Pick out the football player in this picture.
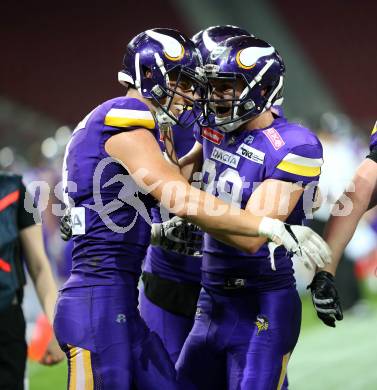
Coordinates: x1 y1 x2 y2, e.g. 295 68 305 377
54 28 330 389
139 25 254 365
171 36 326 389
309 120 377 328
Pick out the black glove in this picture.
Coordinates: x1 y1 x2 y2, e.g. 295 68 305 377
308 271 343 328
150 216 202 257
60 209 72 241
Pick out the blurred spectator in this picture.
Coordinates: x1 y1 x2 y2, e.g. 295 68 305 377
0 171 64 390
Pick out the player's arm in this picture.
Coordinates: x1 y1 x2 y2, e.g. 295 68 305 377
323 157 377 275
105 129 331 264
105 128 264 236
209 179 303 253
20 225 58 324
17 186 58 326
178 141 203 181
104 127 329 264
20 224 65 364
160 126 180 169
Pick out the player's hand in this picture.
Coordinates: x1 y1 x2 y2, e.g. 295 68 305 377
258 217 332 270
151 216 202 257
308 271 343 327
39 336 65 366
60 209 72 241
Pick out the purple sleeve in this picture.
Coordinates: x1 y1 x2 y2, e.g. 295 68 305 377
102 98 156 137
267 143 323 186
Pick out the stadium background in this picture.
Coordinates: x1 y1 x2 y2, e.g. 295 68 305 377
1 1 376 389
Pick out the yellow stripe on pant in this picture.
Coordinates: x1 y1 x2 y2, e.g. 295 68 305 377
83 349 94 390
277 353 290 390
69 346 78 390
68 345 94 390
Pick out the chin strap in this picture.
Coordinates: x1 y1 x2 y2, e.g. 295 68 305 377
154 107 177 133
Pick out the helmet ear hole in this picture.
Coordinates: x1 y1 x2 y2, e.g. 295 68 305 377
142 65 153 78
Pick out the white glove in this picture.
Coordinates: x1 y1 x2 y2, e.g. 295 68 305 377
258 217 332 270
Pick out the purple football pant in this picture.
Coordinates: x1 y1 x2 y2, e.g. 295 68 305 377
176 287 301 390
54 281 178 390
139 286 195 364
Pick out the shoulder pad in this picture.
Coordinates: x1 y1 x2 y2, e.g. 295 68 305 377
104 97 155 130
275 150 323 178
264 122 320 151
265 121 323 179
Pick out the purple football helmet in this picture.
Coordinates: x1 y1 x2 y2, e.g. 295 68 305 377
192 25 252 64
204 35 285 132
118 28 205 126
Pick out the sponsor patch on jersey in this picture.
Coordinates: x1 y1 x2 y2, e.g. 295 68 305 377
263 127 285 150
71 207 85 235
202 127 224 145
210 147 240 168
236 143 265 164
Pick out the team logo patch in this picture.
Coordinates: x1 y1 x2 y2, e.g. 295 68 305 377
211 147 240 168
116 313 126 323
236 143 265 164
255 315 269 335
223 278 246 290
263 128 285 150
244 135 254 145
227 135 237 145
202 127 224 145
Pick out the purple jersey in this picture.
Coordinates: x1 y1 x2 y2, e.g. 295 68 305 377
196 117 323 292
144 110 202 283
62 97 158 289
369 121 377 152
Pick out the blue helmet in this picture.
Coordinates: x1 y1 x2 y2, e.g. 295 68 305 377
118 28 205 126
204 35 285 132
192 25 252 64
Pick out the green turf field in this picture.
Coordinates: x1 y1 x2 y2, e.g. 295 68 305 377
29 294 377 389
289 296 377 390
